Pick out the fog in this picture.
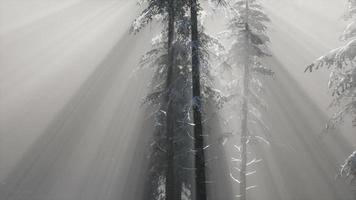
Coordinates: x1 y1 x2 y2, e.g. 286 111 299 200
0 0 355 199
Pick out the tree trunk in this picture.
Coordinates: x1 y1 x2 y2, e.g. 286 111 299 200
240 2 250 200
165 0 178 199
239 59 249 200
190 1 207 200
240 13 250 200
175 178 182 200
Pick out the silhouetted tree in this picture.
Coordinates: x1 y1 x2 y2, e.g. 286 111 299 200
134 1 227 199
133 0 191 199
188 0 208 199
189 1 228 199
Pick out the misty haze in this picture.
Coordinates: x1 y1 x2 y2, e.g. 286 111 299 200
0 0 356 200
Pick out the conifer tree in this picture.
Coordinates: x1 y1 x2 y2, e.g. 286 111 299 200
189 1 227 199
134 1 227 199
132 1 192 199
220 0 272 199
306 1 356 197
189 0 207 199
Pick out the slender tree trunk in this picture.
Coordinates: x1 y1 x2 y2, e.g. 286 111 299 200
175 179 182 199
190 1 207 200
239 59 249 200
240 2 250 200
165 0 178 199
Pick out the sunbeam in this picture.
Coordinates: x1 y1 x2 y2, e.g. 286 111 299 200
0 0 355 200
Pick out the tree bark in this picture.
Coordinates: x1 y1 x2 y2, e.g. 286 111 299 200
165 0 178 199
239 1 250 200
239 58 249 200
190 0 207 200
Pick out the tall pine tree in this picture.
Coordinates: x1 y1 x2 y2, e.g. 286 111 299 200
132 0 193 199
220 0 272 199
306 0 356 196
134 1 227 199
189 0 207 199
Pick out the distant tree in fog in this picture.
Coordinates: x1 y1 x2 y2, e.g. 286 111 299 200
306 0 356 129
219 0 273 199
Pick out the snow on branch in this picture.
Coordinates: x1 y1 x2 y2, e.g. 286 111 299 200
306 1 356 127
306 39 356 72
339 151 356 183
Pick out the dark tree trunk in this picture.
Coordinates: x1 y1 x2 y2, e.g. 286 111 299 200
165 0 178 199
174 179 182 200
190 1 207 200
